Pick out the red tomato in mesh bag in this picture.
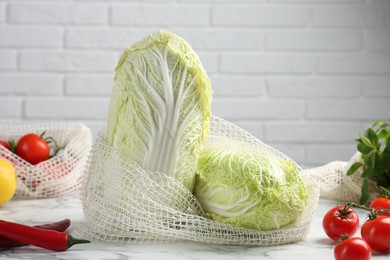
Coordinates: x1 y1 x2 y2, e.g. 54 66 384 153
15 133 50 165
0 141 10 150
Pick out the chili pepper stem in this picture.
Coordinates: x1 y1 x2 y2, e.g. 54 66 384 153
67 235 90 249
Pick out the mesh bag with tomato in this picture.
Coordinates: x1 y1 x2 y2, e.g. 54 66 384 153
0 122 92 198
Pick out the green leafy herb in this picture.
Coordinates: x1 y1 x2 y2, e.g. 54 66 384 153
347 119 390 205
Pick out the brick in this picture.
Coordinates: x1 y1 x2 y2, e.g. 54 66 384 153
212 7 308 27
0 97 22 118
268 78 361 97
209 75 264 97
111 5 209 26
306 144 356 165
267 31 362 51
265 122 362 142
0 3 5 24
197 52 219 74
0 74 62 95
363 78 390 97
0 50 17 70
25 97 109 119
212 99 304 120
386 10 390 26
65 74 114 96
318 54 390 74
8 3 108 25
365 30 390 50
66 28 153 49
307 100 390 120
313 7 388 27
174 29 264 50
20 50 119 72
0 27 62 48
221 54 313 74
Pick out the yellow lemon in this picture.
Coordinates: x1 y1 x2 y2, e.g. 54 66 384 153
0 158 17 206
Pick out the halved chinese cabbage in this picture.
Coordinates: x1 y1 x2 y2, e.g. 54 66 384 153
194 139 308 231
106 30 212 192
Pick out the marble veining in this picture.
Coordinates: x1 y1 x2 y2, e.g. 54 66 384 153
0 197 388 260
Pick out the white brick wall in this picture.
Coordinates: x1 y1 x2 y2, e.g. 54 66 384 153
0 27 62 48
0 0 389 168
8 3 108 25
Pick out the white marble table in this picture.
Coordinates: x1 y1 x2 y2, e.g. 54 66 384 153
0 197 388 260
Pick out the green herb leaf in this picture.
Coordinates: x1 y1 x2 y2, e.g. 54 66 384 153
385 133 390 149
373 121 384 128
359 177 370 205
347 162 364 176
359 135 375 150
366 128 379 148
364 151 377 170
357 142 373 154
361 167 373 178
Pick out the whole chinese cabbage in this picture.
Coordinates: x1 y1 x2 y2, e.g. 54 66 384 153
194 139 308 231
106 30 212 192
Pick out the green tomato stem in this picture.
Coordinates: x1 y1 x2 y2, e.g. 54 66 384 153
337 204 354 217
346 202 390 219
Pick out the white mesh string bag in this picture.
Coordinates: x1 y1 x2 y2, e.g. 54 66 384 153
302 152 380 203
76 116 320 245
0 122 92 198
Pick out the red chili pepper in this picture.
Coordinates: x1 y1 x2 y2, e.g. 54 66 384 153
0 219 71 250
0 219 89 251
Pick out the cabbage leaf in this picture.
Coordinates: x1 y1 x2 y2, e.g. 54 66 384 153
106 30 212 191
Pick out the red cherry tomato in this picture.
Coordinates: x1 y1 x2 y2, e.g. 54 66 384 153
361 215 390 253
370 197 390 216
334 237 371 260
15 133 50 165
0 141 10 150
322 205 359 241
